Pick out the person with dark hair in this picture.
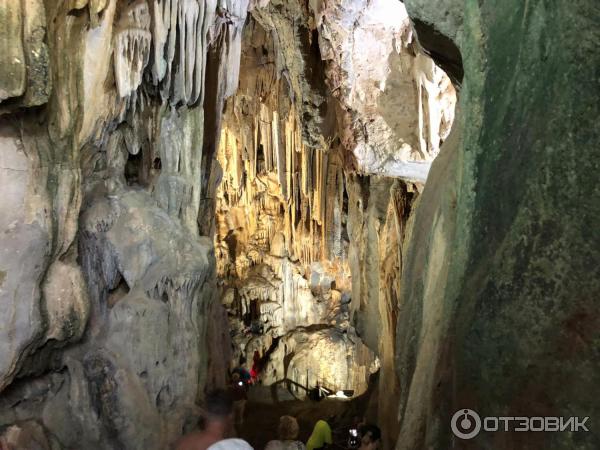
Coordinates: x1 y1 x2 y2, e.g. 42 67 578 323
175 389 235 450
232 358 251 386
358 425 381 450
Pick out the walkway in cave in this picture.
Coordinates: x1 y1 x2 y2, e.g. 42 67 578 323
236 385 370 450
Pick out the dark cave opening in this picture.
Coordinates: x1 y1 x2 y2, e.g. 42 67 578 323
124 151 143 186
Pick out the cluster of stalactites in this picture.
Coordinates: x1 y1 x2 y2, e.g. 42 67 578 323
114 0 152 98
217 99 348 275
112 0 249 106
215 0 251 99
149 0 216 105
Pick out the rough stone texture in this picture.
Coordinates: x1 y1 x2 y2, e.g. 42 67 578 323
0 420 57 450
309 0 455 182
0 0 26 102
0 0 50 112
0 0 246 448
0 121 50 391
0 116 85 391
261 327 378 395
394 0 600 448
346 176 417 450
78 189 217 443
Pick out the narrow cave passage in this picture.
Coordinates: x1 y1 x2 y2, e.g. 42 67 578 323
213 3 456 449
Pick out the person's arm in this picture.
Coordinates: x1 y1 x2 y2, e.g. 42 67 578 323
324 424 333 446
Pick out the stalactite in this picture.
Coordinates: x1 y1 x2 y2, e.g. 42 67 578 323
149 0 217 106
285 112 293 202
273 110 287 199
114 0 152 99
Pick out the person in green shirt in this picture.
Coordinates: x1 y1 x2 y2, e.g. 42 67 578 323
306 420 332 450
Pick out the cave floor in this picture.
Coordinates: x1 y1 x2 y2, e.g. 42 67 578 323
236 386 361 450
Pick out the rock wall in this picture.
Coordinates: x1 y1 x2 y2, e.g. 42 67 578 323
0 0 250 448
345 176 416 450
311 0 455 181
393 0 600 449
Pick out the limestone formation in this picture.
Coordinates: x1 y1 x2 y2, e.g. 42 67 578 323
214 14 373 396
0 0 245 448
261 327 378 395
213 2 454 406
0 0 50 111
1 1 595 450
310 0 455 181
114 0 152 98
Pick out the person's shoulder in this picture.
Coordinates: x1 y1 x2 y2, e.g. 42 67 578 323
208 438 254 450
265 440 281 450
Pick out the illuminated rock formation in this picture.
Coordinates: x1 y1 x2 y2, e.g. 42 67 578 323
214 15 370 395
214 2 453 404
311 0 455 181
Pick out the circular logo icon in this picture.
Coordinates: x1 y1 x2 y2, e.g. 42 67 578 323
451 409 482 440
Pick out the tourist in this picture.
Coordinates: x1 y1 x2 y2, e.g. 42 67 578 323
229 372 248 427
250 350 262 383
208 438 254 450
306 420 332 450
265 415 306 450
233 357 252 385
175 389 235 450
358 425 381 450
